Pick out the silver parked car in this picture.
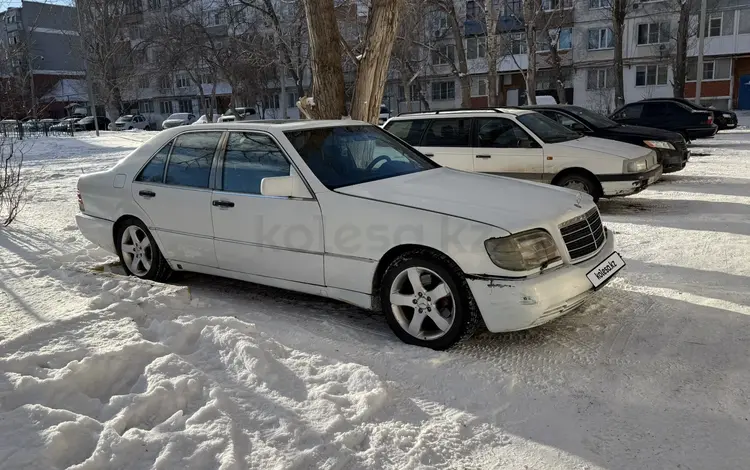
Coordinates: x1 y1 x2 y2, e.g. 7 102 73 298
161 113 196 129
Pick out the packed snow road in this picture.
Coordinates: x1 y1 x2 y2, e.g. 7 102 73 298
1 125 749 469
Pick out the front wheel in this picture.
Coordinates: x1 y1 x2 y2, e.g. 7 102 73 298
380 253 480 350
554 173 601 202
116 219 172 282
144 126 151 131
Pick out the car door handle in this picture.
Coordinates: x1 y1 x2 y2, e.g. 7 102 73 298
212 200 235 208
476 154 492 159
138 190 155 198
423 153 434 157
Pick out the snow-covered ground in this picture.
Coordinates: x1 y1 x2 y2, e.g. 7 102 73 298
1 120 749 469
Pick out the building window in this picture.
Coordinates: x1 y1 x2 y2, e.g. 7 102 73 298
432 44 455 65
637 22 670 45
214 10 228 26
587 68 612 90
148 0 161 10
635 65 668 86
588 28 614 50
510 33 527 54
740 9 750 35
541 0 572 10
263 94 280 109
471 78 488 97
139 76 150 89
466 0 478 21
687 58 731 81
178 99 193 113
176 75 190 88
467 37 486 59
539 28 572 51
160 101 173 115
287 92 298 107
125 0 143 14
589 0 609 9
706 13 722 37
503 0 522 15
431 81 455 100
433 11 448 30
139 101 154 114
160 76 172 89
398 84 421 101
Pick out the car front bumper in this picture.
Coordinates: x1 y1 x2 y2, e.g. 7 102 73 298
657 148 689 173
76 213 115 254
598 165 663 197
467 229 618 332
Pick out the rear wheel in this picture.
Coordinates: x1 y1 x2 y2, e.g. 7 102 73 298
144 126 151 131
554 172 601 202
115 218 172 282
380 252 480 350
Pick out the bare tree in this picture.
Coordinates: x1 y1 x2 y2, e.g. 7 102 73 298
0 135 30 227
391 0 431 112
300 0 406 122
76 0 142 119
609 0 632 107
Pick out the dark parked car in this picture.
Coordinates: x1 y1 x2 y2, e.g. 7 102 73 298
50 117 80 132
641 97 737 131
73 116 110 131
610 99 717 141
526 105 689 173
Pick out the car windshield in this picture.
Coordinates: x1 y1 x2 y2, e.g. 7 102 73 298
117 115 133 122
167 113 189 120
517 112 581 143
564 106 618 129
285 125 439 190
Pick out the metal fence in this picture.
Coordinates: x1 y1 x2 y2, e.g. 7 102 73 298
0 122 78 140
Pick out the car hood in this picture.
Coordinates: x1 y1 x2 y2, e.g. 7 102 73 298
554 136 650 159
605 124 683 142
334 168 593 234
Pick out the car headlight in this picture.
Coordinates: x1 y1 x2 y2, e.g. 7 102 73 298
624 159 647 173
484 230 561 272
643 140 675 150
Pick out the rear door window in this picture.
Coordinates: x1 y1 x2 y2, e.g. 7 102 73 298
422 118 471 147
384 119 428 146
164 132 223 188
474 118 535 148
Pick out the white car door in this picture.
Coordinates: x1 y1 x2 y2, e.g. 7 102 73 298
210 131 324 285
131 131 222 267
472 117 545 181
416 117 474 171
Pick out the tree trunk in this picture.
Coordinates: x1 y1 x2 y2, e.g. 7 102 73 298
446 2 471 108
522 2 538 105
549 45 567 104
485 3 499 107
350 0 404 123
612 0 627 107
300 0 347 119
673 3 689 98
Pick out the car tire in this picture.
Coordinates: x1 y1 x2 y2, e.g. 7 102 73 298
380 251 480 350
115 218 172 282
144 126 150 131
554 173 601 202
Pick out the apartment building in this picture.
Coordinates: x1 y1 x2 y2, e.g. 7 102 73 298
0 1 84 118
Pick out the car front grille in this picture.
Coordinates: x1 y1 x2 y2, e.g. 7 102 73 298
559 207 606 261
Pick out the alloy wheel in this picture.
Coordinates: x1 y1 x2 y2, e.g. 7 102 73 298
120 225 153 277
389 266 456 340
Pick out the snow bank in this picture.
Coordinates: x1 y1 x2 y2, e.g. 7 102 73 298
0 314 392 469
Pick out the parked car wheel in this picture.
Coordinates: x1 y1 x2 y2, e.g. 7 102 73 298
144 126 151 131
380 252 480 350
554 172 601 202
115 218 172 282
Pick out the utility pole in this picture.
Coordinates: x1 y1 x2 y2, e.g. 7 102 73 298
695 0 707 105
76 1 99 136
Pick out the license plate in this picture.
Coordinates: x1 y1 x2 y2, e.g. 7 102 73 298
587 252 625 289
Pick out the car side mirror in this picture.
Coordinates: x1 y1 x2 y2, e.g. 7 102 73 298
260 168 312 199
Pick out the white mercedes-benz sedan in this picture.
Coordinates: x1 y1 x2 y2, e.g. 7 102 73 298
76 120 624 349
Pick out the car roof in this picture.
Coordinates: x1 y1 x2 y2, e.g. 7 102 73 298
389 108 533 120
168 119 371 132
522 104 580 110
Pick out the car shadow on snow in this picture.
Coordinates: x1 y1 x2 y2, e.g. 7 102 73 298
598 198 750 236
649 174 750 197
